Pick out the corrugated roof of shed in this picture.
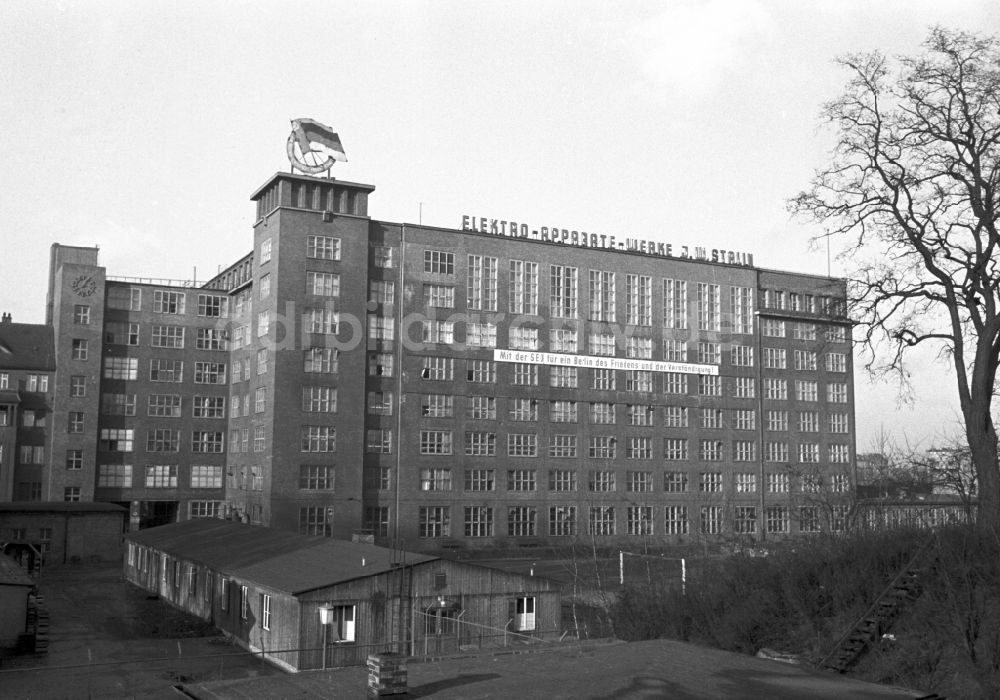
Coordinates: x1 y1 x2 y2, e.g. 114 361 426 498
125 519 438 595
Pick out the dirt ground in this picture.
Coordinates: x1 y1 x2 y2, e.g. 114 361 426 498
0 562 280 699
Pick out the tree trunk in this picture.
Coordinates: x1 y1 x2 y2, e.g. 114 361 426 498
965 401 1000 535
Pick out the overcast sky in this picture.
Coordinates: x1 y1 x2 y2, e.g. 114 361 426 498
2 0 995 451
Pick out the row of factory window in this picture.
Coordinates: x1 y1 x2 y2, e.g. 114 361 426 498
762 288 847 316
102 358 228 383
95 428 225 453
409 396 850 431
0 373 47 392
410 432 850 463
102 322 229 350
410 503 852 538
412 359 850 401
103 288 229 317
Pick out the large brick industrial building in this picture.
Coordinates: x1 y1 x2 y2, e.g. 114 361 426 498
1 166 855 551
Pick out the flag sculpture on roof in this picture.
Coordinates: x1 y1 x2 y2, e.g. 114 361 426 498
287 118 347 175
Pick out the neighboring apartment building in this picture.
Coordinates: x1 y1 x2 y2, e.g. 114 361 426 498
15 168 855 550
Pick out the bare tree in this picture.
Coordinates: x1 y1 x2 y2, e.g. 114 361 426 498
790 28 1000 533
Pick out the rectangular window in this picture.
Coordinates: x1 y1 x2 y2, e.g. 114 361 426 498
196 328 227 351
664 373 688 395
512 363 538 386
72 339 89 360
589 270 616 322
192 431 224 453
304 307 339 334
307 235 341 260
733 440 755 462
731 345 754 366
625 274 653 326
374 245 394 269
466 359 496 383
302 386 337 413
587 435 617 459
767 410 788 431
627 471 653 493
466 395 496 420
466 322 497 348
509 326 539 350
299 506 331 536
549 469 578 492
368 391 394 416
97 464 132 487
507 469 537 491
734 376 755 398
420 430 453 455
64 487 81 502
145 465 178 488
153 290 186 314
147 429 180 452
148 394 182 417
464 469 495 492
591 368 615 390
626 370 654 393
300 465 335 490
194 362 226 384
99 428 133 452
795 380 818 402
305 347 339 373
700 471 723 493
507 433 538 457
763 347 786 369
364 507 390 538
421 320 454 344
697 342 721 365
798 411 820 432
419 507 450 538
734 507 757 534
663 279 688 329
550 365 578 388
627 506 653 536
550 265 579 318
464 506 493 537
368 280 394 305
550 400 578 423
301 426 336 452
150 359 183 383
794 350 818 371
422 394 454 418
509 398 538 422
700 408 723 429
261 594 272 631
627 404 654 426
105 322 140 346
730 286 754 335
767 473 790 493
549 506 577 536
827 382 849 403
509 260 539 314
588 470 616 492
68 411 84 433
588 333 616 356
793 323 817 341
698 375 721 396
193 396 225 418
107 286 141 311
697 283 720 331
663 339 687 362
190 465 223 488
507 506 536 537
627 437 652 459
762 319 786 338
664 405 688 427
100 392 136 416
589 506 615 536
766 442 789 462
829 413 849 433
590 402 615 424
197 294 228 317
66 450 83 470
733 409 755 430
549 434 577 458
467 255 498 311
664 439 689 461
665 506 688 535
764 378 787 400
701 506 723 535
464 431 496 456
420 468 452 491
423 250 455 275
550 328 579 353
425 284 455 308
735 473 757 493
422 357 454 381
766 506 789 534
826 353 847 372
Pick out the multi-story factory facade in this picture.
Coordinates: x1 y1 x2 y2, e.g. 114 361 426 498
7 169 854 551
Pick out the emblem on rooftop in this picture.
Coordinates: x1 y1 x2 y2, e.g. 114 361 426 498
287 118 347 175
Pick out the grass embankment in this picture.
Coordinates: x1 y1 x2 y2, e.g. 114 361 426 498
611 527 1000 699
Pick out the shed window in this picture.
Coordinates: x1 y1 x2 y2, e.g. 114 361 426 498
221 578 229 611
261 594 272 630
332 604 356 642
241 585 249 620
510 596 536 632
434 572 447 590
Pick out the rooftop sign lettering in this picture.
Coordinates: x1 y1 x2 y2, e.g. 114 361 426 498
462 215 754 267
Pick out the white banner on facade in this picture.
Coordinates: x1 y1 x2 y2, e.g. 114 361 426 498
492 349 719 375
